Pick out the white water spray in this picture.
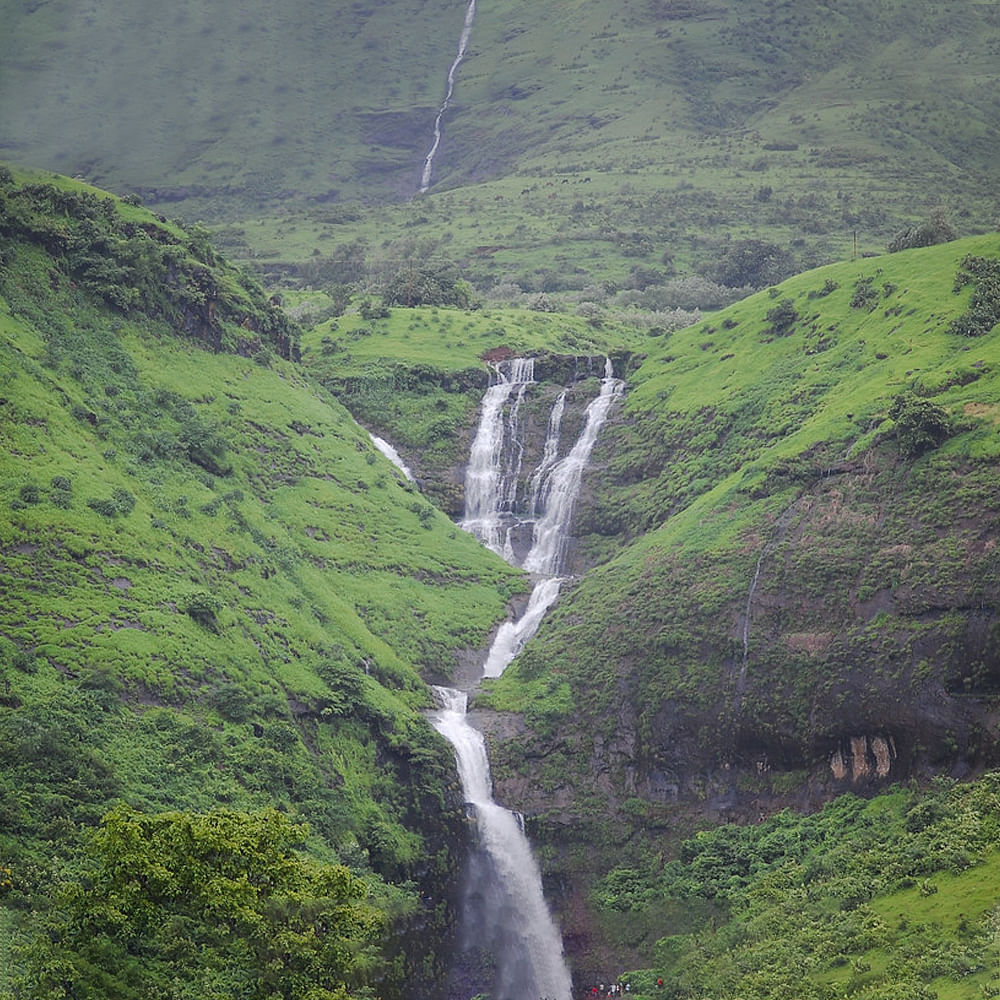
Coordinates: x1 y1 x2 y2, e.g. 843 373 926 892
460 359 535 556
482 575 563 678
419 0 477 193
527 389 566 518
464 357 624 676
523 360 623 577
429 686 574 1000
369 432 414 481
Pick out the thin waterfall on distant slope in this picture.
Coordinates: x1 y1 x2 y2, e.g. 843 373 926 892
419 0 477 192
368 432 414 481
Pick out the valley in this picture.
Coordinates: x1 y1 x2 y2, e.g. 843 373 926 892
2 2 1000 997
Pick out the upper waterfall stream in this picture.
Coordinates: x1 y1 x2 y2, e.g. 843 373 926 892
430 356 623 1000
419 0 477 192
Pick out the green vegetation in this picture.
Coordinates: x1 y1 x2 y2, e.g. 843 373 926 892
2 31 1000 980
300 300 647 511
476 234 1000 976
0 172 527 997
10 807 383 999
597 774 1000 1000
2 2 998 297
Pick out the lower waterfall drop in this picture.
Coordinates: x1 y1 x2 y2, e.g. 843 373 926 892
430 687 573 1000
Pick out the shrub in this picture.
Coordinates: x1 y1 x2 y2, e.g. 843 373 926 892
87 496 120 517
887 206 957 252
705 238 794 288
949 254 1000 337
850 276 880 310
888 394 950 456
184 591 221 631
764 298 799 336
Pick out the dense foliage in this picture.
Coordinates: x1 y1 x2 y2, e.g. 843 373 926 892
0 169 298 359
596 773 1000 1000
10 807 381 1000
0 170 528 998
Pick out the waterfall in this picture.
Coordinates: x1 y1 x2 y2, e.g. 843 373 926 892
460 359 535 557
462 356 624 676
419 0 477 193
482 575 563 678
438 356 622 996
523 360 623 577
430 686 574 1000
527 389 566 517
368 432 414 481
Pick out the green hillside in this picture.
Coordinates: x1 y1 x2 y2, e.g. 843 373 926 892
0 168 526 998
474 232 1000 980
597 775 1000 1000
2 0 998 293
2 160 1000 996
2 0 1000 983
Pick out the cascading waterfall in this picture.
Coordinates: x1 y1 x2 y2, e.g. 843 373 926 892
432 356 623 999
460 358 535 557
419 0 477 193
527 390 566 518
430 687 574 1000
482 575 562 678
523 359 623 577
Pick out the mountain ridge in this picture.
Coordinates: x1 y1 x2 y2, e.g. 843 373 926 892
3 1 998 292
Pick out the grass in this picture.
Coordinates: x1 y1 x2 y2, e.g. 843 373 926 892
2 2 998 290
602 777 1000 1000
0 177 528 995
302 302 648 373
474 236 1000 960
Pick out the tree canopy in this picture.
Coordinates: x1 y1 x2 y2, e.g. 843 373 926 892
11 806 383 1000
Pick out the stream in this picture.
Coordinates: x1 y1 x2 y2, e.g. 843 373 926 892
419 0 478 192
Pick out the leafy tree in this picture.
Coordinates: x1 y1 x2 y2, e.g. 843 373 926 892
383 261 472 308
704 238 794 288
12 806 383 1000
887 206 957 252
888 394 950 456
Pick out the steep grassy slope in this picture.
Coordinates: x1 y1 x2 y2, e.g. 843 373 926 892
474 234 1000 973
0 0 460 205
2 1 998 290
0 169 525 997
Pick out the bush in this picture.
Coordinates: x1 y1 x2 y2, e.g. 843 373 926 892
705 238 794 288
888 394 950 456
764 298 799 335
184 591 221 631
850 276 880 310
887 206 957 252
949 254 1000 337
